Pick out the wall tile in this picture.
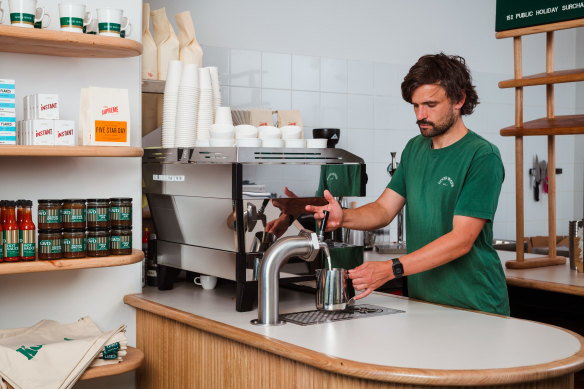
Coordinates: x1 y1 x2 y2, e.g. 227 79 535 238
374 62 409 97
387 97 415 130
220 85 230 106
348 60 374 95
202 45 230 86
292 90 320 127
347 94 374 129
292 55 320 91
320 93 347 129
230 49 261 87
262 89 291 110
230 86 261 107
262 52 292 90
321 58 347 93
347 128 375 166
374 96 392 130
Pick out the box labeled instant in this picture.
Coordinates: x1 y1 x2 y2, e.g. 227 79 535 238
496 0 584 31
32 120 54 145
54 120 76 146
33 94 59 120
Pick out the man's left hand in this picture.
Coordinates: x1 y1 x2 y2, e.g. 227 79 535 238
348 261 394 300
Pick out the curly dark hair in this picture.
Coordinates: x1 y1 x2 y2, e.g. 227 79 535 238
401 53 479 116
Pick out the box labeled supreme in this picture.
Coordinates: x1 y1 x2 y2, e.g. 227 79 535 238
79 87 130 146
496 0 584 31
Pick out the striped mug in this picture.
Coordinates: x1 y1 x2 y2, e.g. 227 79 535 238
59 3 92 33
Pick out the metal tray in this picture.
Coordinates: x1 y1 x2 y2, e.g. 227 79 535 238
280 304 404 326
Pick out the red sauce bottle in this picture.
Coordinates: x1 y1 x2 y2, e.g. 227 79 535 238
3 201 20 262
19 200 36 261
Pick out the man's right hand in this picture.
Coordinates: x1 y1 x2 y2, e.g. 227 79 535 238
305 190 344 231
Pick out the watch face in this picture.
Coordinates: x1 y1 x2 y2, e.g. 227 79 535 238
392 258 404 277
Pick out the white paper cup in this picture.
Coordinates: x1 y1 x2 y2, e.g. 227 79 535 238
281 125 302 139
9 0 47 28
210 138 234 147
258 126 281 139
59 3 91 33
262 138 284 148
194 275 218 290
284 139 305 148
164 60 183 92
198 67 212 90
236 138 261 147
306 138 328 148
235 124 258 139
97 7 129 37
210 123 234 138
215 106 233 125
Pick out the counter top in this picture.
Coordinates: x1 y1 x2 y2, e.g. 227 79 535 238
125 281 584 386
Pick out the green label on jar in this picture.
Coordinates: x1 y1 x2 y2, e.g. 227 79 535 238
110 235 131 250
62 208 86 223
88 208 109 222
88 236 109 251
110 206 131 221
39 239 62 254
39 209 61 224
63 237 86 252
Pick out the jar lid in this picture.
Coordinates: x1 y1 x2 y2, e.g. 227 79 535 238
38 199 63 204
63 199 86 203
38 228 63 233
87 198 110 203
63 228 86 233
111 226 133 231
87 227 110 232
109 197 132 202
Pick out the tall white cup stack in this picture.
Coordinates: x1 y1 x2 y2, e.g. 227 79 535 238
175 63 199 148
161 60 182 148
207 66 222 122
196 67 213 140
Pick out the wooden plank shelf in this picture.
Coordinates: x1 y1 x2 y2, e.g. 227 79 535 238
0 249 144 275
80 346 144 380
0 25 142 58
142 80 165 94
0 145 144 157
496 18 584 39
500 114 584 136
499 68 584 88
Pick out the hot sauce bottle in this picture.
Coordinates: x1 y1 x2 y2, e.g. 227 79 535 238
3 201 20 262
19 200 36 261
16 200 25 225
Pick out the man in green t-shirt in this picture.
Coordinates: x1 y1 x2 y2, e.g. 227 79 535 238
306 53 510 315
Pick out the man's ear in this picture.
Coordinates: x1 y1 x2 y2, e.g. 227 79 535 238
454 91 466 111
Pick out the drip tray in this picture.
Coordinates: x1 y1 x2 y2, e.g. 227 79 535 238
280 304 404 326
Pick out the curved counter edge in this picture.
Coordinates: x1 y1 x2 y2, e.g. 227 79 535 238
123 293 584 386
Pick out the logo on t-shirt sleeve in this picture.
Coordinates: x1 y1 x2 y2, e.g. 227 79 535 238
438 176 454 188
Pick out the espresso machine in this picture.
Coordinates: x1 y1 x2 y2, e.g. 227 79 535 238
142 147 366 311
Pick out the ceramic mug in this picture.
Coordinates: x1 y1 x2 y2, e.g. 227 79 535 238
97 7 130 37
59 3 92 33
9 0 49 28
194 275 218 290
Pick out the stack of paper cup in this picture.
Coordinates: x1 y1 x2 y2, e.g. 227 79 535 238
215 107 233 125
175 63 199 148
162 60 182 148
197 68 213 140
208 67 222 122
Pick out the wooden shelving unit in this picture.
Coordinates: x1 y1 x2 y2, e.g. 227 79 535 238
0 145 144 157
497 19 584 269
80 347 144 380
0 249 144 275
0 25 142 58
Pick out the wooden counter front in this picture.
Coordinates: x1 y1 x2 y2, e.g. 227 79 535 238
125 283 584 389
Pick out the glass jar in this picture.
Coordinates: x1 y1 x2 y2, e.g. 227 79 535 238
109 198 132 227
87 199 110 228
110 227 132 255
63 229 86 259
62 199 86 229
38 229 62 260
87 228 110 257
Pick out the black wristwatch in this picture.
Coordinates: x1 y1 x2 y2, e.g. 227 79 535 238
391 258 404 279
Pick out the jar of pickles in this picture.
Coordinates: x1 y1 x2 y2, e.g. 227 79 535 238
63 229 86 259
62 199 86 229
87 228 110 257
38 230 62 260
38 199 63 230
87 199 110 228
110 227 132 255
110 198 132 228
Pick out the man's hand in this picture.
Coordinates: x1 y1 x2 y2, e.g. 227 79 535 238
304 190 344 231
265 213 291 238
348 261 394 300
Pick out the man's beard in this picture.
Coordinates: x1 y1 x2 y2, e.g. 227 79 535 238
417 110 457 138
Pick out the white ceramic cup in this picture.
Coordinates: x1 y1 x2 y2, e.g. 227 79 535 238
262 138 284 148
9 0 48 28
194 275 218 290
97 7 129 37
236 138 261 147
280 125 302 139
59 3 91 33
284 138 306 148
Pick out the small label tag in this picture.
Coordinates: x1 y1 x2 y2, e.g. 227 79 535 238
153 174 185 182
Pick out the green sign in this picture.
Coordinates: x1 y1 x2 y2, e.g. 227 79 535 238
496 0 584 31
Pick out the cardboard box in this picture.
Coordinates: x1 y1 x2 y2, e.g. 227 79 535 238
0 79 16 144
496 0 584 32
526 235 569 253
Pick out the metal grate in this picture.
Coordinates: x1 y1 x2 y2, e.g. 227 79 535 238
280 304 404 326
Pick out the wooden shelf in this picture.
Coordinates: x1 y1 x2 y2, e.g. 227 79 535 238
500 114 584 136
0 145 144 157
0 249 144 275
499 68 584 88
142 80 165 94
0 25 142 58
80 346 144 380
496 18 584 39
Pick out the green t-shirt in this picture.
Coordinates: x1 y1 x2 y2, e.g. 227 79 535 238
387 130 510 316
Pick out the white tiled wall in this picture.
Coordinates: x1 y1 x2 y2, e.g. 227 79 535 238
201 43 582 241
